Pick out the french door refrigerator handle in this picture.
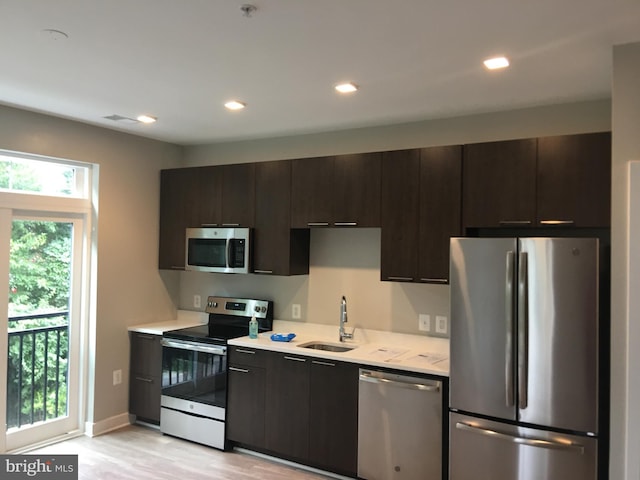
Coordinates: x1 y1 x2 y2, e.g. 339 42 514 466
505 251 515 407
455 422 585 453
518 251 529 410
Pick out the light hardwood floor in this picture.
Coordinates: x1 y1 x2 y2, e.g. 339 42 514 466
29 425 335 480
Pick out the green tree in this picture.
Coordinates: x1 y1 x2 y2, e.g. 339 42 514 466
7 220 72 428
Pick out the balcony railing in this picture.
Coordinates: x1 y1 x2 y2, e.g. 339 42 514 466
7 311 69 430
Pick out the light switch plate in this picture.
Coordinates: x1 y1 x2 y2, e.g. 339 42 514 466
292 304 301 319
435 315 448 335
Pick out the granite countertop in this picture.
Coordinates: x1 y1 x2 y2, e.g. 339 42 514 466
229 320 449 377
128 310 208 335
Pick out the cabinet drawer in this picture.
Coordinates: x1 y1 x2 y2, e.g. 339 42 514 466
229 346 267 367
129 332 162 376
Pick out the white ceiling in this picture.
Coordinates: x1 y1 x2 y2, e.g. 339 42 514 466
1 1 639 146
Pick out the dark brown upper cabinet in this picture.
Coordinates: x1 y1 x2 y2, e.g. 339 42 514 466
220 163 255 227
462 133 611 230
418 145 462 282
158 167 207 270
462 138 537 229
380 149 420 282
536 132 611 227
381 146 462 283
254 160 310 275
291 153 381 228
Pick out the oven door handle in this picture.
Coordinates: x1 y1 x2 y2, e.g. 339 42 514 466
161 338 227 356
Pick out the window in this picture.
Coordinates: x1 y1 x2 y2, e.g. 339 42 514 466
0 152 89 199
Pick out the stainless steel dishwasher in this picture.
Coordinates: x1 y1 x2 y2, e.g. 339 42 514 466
358 368 442 480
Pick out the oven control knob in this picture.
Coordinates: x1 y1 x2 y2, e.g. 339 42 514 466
254 306 260 313
208 301 218 308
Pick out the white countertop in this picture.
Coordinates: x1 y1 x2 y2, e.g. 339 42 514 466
128 310 208 334
229 320 449 377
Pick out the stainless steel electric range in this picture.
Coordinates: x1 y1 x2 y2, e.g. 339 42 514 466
159 296 273 449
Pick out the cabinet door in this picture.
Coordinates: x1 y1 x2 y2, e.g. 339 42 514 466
158 168 202 269
254 160 310 275
129 333 162 424
291 156 334 227
265 353 310 461
196 166 222 226
537 132 611 227
333 153 381 227
308 359 359 477
380 149 420 282
221 163 255 227
418 145 462 283
226 364 266 448
462 139 537 229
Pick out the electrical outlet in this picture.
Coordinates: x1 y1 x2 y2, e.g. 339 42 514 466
292 304 301 319
113 369 122 386
193 295 201 309
419 314 431 332
435 315 448 335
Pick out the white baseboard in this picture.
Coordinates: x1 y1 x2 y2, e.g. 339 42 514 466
84 412 131 437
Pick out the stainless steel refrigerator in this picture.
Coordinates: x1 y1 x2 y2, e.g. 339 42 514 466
449 237 600 480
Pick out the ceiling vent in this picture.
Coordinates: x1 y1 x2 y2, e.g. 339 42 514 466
103 114 139 125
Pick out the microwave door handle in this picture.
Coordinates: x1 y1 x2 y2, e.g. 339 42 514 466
226 239 232 268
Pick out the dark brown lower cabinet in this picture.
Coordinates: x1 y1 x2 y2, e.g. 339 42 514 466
308 359 359 477
226 364 267 448
227 349 359 477
265 353 311 461
129 332 162 424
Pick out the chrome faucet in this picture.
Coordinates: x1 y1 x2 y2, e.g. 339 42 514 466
339 295 354 342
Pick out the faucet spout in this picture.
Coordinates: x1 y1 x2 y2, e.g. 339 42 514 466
339 295 354 342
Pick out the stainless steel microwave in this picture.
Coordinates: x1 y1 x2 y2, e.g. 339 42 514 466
185 227 251 274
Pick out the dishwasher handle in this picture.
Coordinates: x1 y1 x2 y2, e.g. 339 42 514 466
359 370 441 392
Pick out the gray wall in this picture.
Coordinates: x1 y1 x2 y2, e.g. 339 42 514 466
611 42 640 480
180 99 611 335
0 91 624 472
0 105 183 426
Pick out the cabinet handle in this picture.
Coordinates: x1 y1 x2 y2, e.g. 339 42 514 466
420 278 448 284
312 360 336 367
136 333 157 341
387 276 414 282
222 223 241 227
333 222 357 227
498 220 532 225
201 223 219 227
253 270 273 274
539 220 575 225
284 356 307 362
307 222 330 227
229 366 250 373
235 348 256 355
135 376 154 383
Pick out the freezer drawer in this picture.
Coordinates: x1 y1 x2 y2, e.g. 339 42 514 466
358 369 442 480
449 412 597 480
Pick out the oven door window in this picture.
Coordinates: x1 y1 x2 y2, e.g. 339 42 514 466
161 345 227 408
187 238 227 268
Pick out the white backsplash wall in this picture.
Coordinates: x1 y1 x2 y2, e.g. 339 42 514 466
178 228 450 335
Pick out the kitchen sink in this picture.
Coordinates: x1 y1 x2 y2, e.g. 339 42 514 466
297 341 356 353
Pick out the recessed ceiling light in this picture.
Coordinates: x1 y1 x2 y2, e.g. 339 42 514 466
483 56 510 70
137 114 157 124
335 82 358 94
225 100 246 111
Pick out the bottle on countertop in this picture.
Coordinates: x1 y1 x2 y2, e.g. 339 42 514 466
249 315 259 339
